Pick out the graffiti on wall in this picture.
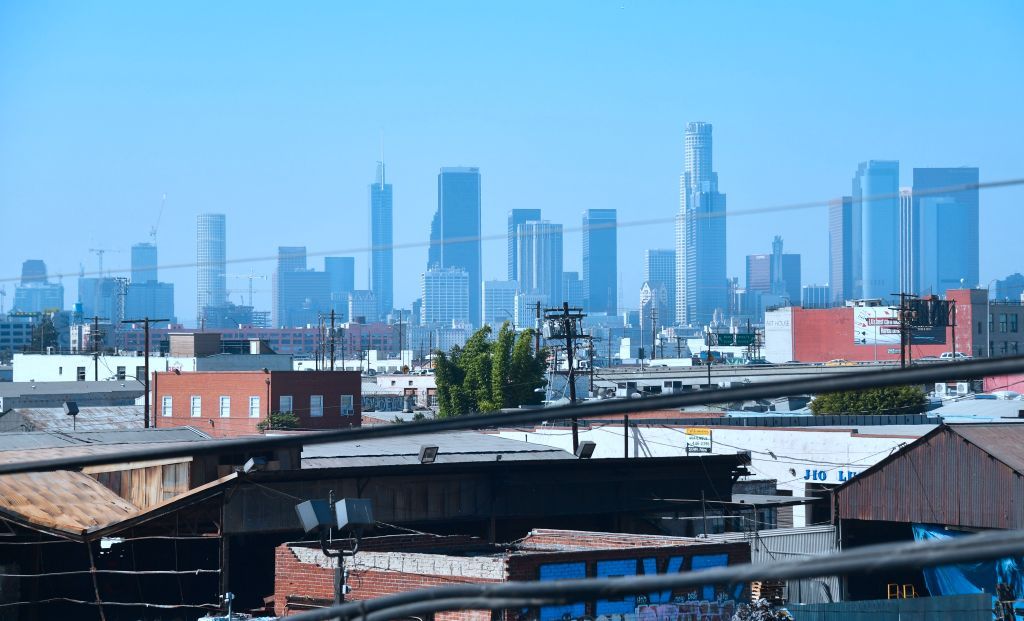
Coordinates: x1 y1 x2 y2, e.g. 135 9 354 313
536 554 743 621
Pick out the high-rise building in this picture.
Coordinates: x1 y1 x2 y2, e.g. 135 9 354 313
131 243 158 283
347 290 378 324
125 281 174 322
853 161 899 301
643 249 675 327
273 247 331 328
421 267 469 327
12 260 64 313
431 168 482 327
514 291 546 331
562 272 584 309
898 188 915 295
370 162 393 318
639 281 669 336
583 209 617 316
197 214 227 323
507 209 542 282
828 196 858 304
995 273 1024 301
482 280 518 328
769 236 801 304
78 276 125 321
517 220 563 305
325 256 355 320
913 167 980 296
676 122 727 326
746 255 772 294
801 285 831 309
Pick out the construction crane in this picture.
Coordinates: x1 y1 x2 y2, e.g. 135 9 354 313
227 271 268 308
150 192 166 242
88 248 118 278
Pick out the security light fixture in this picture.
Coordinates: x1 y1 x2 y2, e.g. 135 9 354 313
419 444 439 464
63 401 79 416
335 498 375 532
295 499 335 535
243 456 267 474
575 441 596 459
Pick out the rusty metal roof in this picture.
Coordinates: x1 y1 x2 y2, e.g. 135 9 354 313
3 405 145 431
0 470 137 538
949 423 1024 474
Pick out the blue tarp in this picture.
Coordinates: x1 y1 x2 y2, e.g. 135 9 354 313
912 524 1024 599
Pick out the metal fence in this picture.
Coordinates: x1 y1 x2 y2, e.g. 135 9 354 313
788 593 994 621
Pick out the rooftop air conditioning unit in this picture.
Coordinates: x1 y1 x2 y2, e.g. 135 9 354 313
934 383 947 397
956 382 970 396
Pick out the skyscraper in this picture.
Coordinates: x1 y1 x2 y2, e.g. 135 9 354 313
517 220 563 305
828 196 857 303
676 122 727 326
562 272 584 309
273 247 330 328
583 209 617 316
643 249 675 327
370 162 393 319
13 260 64 313
197 214 227 323
898 188 915 295
507 209 541 282
431 168 482 327
482 280 518 328
913 167 980 295
421 267 469 327
325 256 355 319
853 160 899 301
131 243 158 283
769 236 801 303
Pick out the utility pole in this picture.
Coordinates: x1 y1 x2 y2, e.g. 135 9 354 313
543 302 586 453
122 317 168 428
534 301 541 354
588 334 595 396
950 301 958 359
892 292 919 369
649 306 658 361
330 309 336 371
89 315 109 381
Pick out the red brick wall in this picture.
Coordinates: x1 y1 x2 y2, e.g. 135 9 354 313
791 289 980 363
153 370 361 437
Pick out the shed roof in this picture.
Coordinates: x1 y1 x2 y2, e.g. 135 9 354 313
949 423 1024 474
3 405 147 431
0 381 144 397
0 470 137 537
0 427 209 454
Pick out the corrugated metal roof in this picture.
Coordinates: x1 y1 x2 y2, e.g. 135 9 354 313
0 470 137 537
300 431 573 468
5 405 146 431
932 398 1024 419
0 381 144 397
0 427 209 452
949 423 1024 474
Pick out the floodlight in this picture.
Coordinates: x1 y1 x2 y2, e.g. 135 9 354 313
63 401 79 416
335 498 375 532
575 441 597 459
419 444 439 464
294 499 334 535
243 456 267 473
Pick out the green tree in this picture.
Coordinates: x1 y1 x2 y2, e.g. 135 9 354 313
810 385 927 415
434 323 547 417
257 411 300 431
28 315 59 352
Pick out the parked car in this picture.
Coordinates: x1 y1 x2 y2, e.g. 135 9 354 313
939 352 972 361
825 359 857 366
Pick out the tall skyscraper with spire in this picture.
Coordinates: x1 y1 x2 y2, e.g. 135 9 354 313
676 122 727 326
370 161 393 318
196 213 227 324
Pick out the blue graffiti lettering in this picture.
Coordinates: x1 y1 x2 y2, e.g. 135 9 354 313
640 556 684 603
594 560 638 615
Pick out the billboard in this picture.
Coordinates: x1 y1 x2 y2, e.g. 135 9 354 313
685 427 712 453
853 306 946 346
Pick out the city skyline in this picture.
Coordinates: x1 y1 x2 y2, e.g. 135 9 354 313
1 3 1021 319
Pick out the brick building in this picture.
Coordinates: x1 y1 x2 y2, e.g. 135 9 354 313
152 370 361 437
766 288 1024 363
273 529 750 619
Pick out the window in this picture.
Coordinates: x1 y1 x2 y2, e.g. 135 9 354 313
1011 342 1019 355
162 396 173 417
58 366 63 376
116 366 126 380
279 395 293 413
1012 315 1020 333
310 395 324 417
190 396 202 418
136 366 146 382
999 314 1008 333
219 396 231 418
340 394 354 416
77 367 86 381
249 396 261 418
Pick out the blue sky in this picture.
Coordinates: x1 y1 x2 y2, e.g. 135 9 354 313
1 1 1021 323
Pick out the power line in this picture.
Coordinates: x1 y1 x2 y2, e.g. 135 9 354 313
286 526 1024 621
7 178 1021 285
1 354 1022 475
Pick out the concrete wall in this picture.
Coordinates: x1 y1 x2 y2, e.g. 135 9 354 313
13 352 197 382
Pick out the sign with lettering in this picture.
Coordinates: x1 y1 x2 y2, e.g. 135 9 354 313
685 428 712 454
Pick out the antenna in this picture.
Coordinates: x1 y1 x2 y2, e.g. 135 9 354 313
88 248 118 278
379 130 385 189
